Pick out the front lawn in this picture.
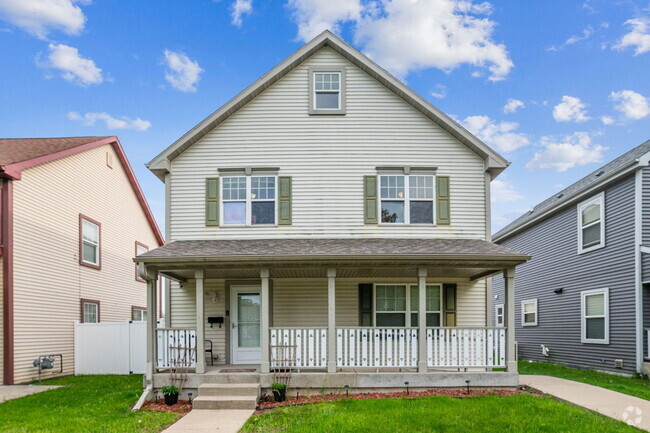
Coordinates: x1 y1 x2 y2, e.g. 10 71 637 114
519 360 650 401
0 375 179 433
241 393 640 433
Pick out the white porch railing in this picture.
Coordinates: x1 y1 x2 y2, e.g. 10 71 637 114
427 327 506 368
336 327 418 368
270 328 327 368
156 328 197 369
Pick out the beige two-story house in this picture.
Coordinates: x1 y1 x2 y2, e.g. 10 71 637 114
1 136 164 384
135 31 528 406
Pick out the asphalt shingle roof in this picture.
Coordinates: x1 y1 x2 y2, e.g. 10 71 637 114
0 136 110 166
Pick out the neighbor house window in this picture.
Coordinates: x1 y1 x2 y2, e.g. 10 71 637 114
374 284 441 327
380 175 435 224
132 307 147 322
578 193 605 253
80 215 100 268
521 299 538 326
135 242 148 282
81 299 100 323
222 176 276 226
495 304 504 327
581 288 609 344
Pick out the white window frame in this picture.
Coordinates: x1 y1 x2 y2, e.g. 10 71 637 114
521 299 538 327
581 288 609 344
81 300 99 323
80 216 100 267
132 307 147 322
577 192 605 254
313 72 341 110
220 175 278 227
378 174 437 225
495 304 504 327
372 283 442 327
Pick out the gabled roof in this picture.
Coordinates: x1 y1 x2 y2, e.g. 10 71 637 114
0 136 164 245
147 30 509 181
494 140 650 242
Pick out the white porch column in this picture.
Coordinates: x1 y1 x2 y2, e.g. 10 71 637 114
418 268 427 373
143 266 158 386
327 268 337 373
261 269 271 373
195 270 206 374
504 267 518 373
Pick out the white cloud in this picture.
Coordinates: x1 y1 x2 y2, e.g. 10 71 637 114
231 0 252 27
503 98 524 114
526 132 606 172
0 0 88 39
552 96 590 122
287 0 362 42
491 179 523 203
610 89 650 120
461 115 529 153
600 115 614 125
566 26 594 45
67 111 151 131
39 43 103 86
163 49 203 93
430 83 446 99
614 17 650 55
287 0 513 81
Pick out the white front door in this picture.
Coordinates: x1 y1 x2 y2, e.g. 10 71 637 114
230 286 262 364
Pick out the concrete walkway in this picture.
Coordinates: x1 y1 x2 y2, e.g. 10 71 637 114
162 409 254 433
0 385 60 403
521 375 650 431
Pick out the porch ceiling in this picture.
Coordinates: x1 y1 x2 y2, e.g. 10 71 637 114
135 238 529 282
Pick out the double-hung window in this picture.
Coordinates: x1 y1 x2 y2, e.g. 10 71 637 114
578 193 605 253
222 176 276 225
80 215 100 268
314 72 341 110
521 299 538 326
374 284 442 327
495 304 504 327
581 288 609 344
81 299 99 323
380 175 435 224
409 284 442 327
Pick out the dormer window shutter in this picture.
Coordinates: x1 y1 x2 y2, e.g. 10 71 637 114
364 175 378 224
436 176 450 225
206 178 220 226
278 176 292 225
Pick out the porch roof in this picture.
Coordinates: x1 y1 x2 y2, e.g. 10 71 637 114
135 238 529 281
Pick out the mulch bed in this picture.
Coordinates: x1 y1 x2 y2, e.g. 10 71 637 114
141 399 193 415
256 388 521 413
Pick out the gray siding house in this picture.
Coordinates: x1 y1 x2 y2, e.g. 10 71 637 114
493 140 650 375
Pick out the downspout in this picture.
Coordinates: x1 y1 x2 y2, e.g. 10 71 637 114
164 172 171 328
485 171 493 327
635 166 644 373
1 178 14 385
132 384 153 412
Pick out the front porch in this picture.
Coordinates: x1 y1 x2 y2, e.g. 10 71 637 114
136 238 528 392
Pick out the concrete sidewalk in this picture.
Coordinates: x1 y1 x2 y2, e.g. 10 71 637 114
162 409 253 433
521 374 650 431
0 385 60 403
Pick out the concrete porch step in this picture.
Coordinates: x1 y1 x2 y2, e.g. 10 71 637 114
192 395 258 410
202 374 261 384
198 383 260 397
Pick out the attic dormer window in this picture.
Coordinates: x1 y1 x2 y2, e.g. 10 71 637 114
309 67 346 115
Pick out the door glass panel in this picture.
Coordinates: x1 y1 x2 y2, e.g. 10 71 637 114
237 293 260 348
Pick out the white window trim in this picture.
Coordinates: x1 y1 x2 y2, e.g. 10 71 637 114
80 217 100 267
577 192 605 254
220 175 278 227
581 288 610 344
308 66 346 115
372 283 442 327
378 174 437 225
495 304 504 327
521 299 538 327
313 72 341 110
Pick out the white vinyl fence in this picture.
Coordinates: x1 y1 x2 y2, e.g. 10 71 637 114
74 321 146 375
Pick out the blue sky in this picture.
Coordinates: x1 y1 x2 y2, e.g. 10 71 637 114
0 0 649 233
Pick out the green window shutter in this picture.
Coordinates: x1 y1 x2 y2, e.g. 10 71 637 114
206 178 219 226
359 283 373 326
364 175 378 224
443 283 457 326
278 176 292 225
436 176 450 225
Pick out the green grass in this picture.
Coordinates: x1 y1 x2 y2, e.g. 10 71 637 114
241 394 640 433
519 360 650 401
0 375 179 433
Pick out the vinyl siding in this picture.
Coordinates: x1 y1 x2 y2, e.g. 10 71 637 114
642 166 650 283
170 277 486 363
11 144 161 383
169 47 487 241
493 174 637 374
